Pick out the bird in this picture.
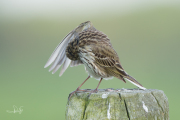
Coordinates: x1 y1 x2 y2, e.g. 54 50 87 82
44 21 146 100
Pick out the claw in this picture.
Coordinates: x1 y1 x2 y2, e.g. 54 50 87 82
68 76 90 101
68 89 88 101
68 90 76 101
68 88 80 101
87 89 98 98
87 78 103 98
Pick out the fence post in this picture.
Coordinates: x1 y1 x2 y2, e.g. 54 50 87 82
66 89 169 120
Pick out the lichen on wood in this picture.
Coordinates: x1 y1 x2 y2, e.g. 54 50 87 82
66 89 169 120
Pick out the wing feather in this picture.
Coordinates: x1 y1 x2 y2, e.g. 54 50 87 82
52 56 66 74
44 30 74 68
70 60 83 67
48 50 64 72
77 29 127 81
59 58 71 76
92 45 124 72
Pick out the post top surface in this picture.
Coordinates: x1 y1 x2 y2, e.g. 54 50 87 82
75 88 163 94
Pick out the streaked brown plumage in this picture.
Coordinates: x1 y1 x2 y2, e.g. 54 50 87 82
44 21 146 100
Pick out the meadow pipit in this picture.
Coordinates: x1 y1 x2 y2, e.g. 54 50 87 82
44 21 146 100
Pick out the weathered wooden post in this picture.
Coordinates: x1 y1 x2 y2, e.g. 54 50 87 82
66 89 169 120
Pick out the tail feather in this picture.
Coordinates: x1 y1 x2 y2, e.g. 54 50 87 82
117 75 126 83
124 75 146 90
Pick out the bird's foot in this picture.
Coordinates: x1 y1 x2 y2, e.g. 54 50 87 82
68 88 87 101
87 89 98 98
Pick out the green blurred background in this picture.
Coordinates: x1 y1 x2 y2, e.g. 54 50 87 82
1 0 180 119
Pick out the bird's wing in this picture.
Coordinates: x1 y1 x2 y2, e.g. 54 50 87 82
91 41 127 78
70 60 83 67
91 43 146 89
80 30 145 89
78 29 125 72
44 29 81 76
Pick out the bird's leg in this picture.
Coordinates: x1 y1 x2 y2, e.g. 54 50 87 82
75 76 90 92
68 76 90 100
88 78 103 98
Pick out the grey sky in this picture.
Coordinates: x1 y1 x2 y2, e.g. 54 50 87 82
1 0 180 20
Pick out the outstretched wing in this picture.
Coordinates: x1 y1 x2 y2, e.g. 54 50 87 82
44 30 75 76
44 29 82 76
44 21 96 76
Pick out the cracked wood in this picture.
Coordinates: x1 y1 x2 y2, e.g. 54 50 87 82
66 89 169 120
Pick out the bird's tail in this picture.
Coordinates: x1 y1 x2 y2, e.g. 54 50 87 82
124 75 146 90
